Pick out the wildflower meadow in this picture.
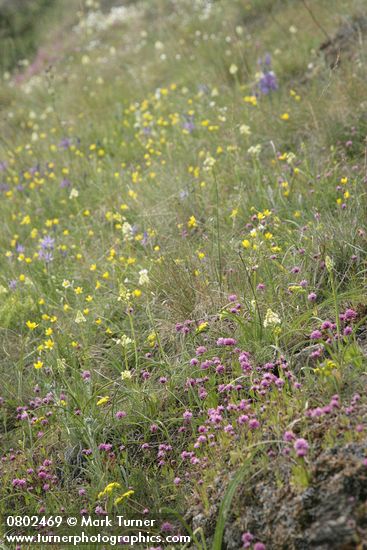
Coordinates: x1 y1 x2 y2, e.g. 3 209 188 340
0 0 366 548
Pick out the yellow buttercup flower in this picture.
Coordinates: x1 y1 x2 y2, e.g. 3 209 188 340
97 396 110 406
187 215 197 228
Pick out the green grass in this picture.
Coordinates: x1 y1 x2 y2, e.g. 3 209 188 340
0 0 366 547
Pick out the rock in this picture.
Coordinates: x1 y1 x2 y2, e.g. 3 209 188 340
189 441 367 549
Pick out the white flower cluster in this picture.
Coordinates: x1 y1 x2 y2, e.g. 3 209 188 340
74 5 139 35
263 308 281 328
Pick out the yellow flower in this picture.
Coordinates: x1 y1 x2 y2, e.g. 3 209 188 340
114 490 134 506
242 239 251 249
98 482 121 499
26 320 38 330
133 289 142 298
20 215 31 225
97 396 110 406
196 322 208 333
33 360 44 369
243 96 257 106
280 113 290 121
187 215 197 228
44 339 54 350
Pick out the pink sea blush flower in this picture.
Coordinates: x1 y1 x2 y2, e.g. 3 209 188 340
216 364 225 374
115 410 127 419
12 478 27 488
254 543 266 550
198 388 208 399
183 410 193 422
216 337 237 346
223 424 235 435
242 532 254 548
95 506 107 515
344 308 357 321
283 431 295 442
308 292 317 302
98 443 112 452
310 330 322 340
238 414 249 425
248 419 260 430
352 393 361 404
310 347 324 359
294 438 309 457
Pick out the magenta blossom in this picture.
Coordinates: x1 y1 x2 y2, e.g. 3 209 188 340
294 438 309 457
